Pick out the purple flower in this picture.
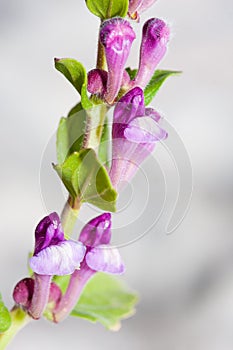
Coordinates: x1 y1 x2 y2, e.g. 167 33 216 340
133 18 170 88
128 0 157 21
79 213 125 274
53 213 124 322
109 87 167 190
100 17 136 104
29 212 86 276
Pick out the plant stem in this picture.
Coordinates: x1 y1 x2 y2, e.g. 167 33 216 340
53 261 95 323
61 196 81 238
96 32 106 71
0 307 31 350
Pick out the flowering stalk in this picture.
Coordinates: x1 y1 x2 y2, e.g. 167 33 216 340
2 0 178 347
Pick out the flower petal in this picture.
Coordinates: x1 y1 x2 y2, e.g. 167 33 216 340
79 213 112 247
86 245 125 275
113 87 145 127
34 212 64 255
124 116 168 143
30 241 86 276
134 18 170 88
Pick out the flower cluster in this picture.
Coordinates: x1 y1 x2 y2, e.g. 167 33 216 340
87 14 170 190
14 212 124 320
87 16 169 103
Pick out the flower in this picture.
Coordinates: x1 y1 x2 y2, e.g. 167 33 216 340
128 0 157 21
29 212 86 276
53 213 124 322
109 87 167 190
133 18 170 88
79 213 125 274
100 17 136 104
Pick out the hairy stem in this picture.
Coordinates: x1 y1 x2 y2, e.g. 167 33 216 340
28 274 52 320
53 261 95 323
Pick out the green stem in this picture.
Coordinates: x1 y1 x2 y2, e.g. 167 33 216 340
0 307 31 350
96 39 106 71
83 104 107 150
61 196 81 238
96 18 106 71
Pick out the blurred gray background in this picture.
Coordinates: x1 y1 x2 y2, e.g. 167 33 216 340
0 0 233 349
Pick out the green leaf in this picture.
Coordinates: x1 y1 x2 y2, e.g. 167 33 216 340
144 70 181 105
53 275 70 294
55 58 92 110
0 294 11 333
56 110 87 164
86 0 128 19
125 67 137 80
67 102 83 117
54 149 117 212
71 273 138 330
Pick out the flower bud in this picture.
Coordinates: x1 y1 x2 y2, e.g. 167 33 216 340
134 18 170 88
100 18 136 104
87 69 108 97
13 278 34 309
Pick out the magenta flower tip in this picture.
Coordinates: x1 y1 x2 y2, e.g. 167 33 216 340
79 213 112 247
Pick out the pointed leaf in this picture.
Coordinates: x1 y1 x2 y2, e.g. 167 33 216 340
0 294 11 333
71 272 138 330
144 70 181 105
54 149 117 212
55 58 92 109
86 0 128 19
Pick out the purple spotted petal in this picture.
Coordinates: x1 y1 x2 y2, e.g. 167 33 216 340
124 116 168 142
79 213 112 247
86 245 125 275
30 241 86 276
34 212 64 255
